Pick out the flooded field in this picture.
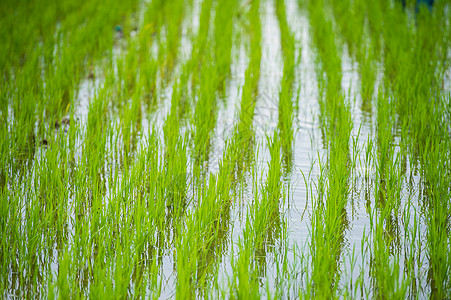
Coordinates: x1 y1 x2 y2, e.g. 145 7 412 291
1 0 450 298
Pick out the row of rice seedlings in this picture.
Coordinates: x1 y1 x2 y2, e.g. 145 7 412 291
307 0 353 297
231 134 285 298
275 0 299 171
419 128 451 297
214 0 239 90
328 0 365 59
189 0 214 87
113 44 143 161
173 68 247 298
234 0 262 180
136 0 168 110
363 0 388 60
189 0 215 169
192 51 220 169
162 75 191 250
159 0 191 79
175 136 242 297
368 90 408 297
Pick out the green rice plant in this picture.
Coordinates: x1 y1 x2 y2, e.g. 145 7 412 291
358 41 376 109
370 89 409 297
155 0 189 82
230 232 261 298
163 68 191 158
248 0 262 81
419 138 451 297
192 55 218 167
231 134 285 297
163 0 187 74
232 0 262 180
329 0 365 58
174 173 226 297
307 0 341 98
164 135 189 227
255 135 284 253
214 0 239 89
189 0 213 87
306 0 354 296
276 0 299 170
363 0 387 59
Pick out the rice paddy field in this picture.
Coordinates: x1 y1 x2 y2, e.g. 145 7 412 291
1 0 451 298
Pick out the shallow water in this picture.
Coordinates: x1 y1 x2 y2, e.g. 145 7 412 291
4 0 450 298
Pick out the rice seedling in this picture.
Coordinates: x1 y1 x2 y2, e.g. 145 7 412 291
275 0 299 171
1 0 450 298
